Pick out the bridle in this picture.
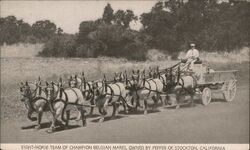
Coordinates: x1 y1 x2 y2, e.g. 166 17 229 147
46 83 60 101
20 85 38 100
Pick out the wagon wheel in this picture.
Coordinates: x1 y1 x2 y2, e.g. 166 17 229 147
201 87 212 105
223 80 237 102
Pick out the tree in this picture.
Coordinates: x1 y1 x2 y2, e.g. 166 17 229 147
114 9 138 28
31 20 57 41
77 21 99 44
123 10 138 28
0 16 33 44
102 3 114 25
0 16 19 44
57 27 63 35
114 10 125 26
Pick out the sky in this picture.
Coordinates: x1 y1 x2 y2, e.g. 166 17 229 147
1 1 157 34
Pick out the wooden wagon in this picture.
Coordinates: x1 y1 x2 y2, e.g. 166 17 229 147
193 65 238 105
159 61 238 107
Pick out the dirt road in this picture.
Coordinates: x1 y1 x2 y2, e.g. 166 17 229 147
1 84 249 143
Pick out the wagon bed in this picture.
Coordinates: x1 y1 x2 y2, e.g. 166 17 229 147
197 70 238 85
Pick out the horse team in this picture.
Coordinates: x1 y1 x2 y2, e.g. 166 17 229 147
19 64 195 133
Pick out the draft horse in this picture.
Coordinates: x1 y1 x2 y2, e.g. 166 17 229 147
44 79 87 133
19 78 48 130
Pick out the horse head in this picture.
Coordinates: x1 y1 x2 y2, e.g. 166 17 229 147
131 69 144 89
45 81 58 101
19 81 33 102
91 80 101 96
68 75 78 88
114 72 125 82
148 67 153 78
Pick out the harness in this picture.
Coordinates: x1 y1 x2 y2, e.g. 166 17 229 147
133 77 161 98
95 82 127 106
48 85 84 122
175 74 197 95
106 85 115 104
22 85 49 112
50 86 83 110
82 82 94 100
67 88 79 105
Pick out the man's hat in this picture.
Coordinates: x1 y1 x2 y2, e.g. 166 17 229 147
190 43 195 47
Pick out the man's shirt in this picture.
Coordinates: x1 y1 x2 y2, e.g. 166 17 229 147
186 48 199 59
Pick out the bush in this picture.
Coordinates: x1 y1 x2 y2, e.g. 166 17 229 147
76 40 106 58
38 34 76 57
123 42 147 61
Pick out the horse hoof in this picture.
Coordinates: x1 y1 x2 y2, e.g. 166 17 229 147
144 111 148 115
29 117 37 121
175 105 180 109
46 128 54 133
82 122 87 127
34 125 41 130
99 118 104 123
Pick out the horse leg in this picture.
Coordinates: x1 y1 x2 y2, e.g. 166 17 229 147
99 99 108 123
174 89 183 109
153 93 160 110
64 110 70 129
143 99 148 115
190 94 195 107
123 100 129 114
98 104 105 123
75 106 82 121
47 112 56 133
111 103 117 120
135 96 140 109
175 93 180 109
34 110 43 130
79 106 87 127
54 103 65 127
27 110 36 121
116 102 120 116
81 110 87 127
159 94 165 106
89 99 95 116
152 96 157 110
156 93 160 108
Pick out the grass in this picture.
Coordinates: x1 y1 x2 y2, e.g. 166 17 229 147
0 44 249 121
1 43 44 58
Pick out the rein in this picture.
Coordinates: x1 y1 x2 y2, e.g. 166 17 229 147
82 82 93 100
